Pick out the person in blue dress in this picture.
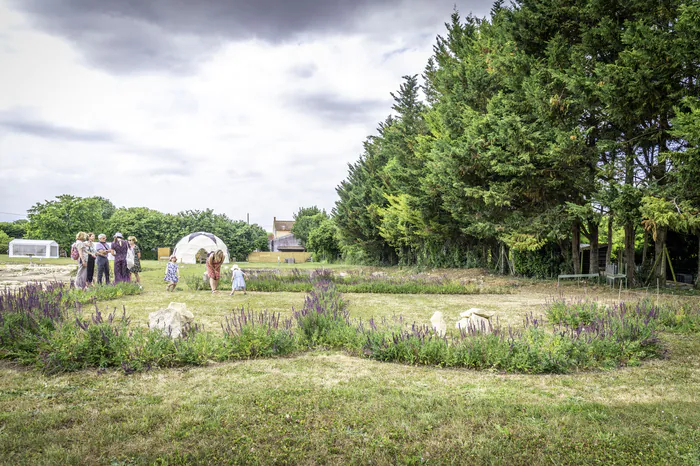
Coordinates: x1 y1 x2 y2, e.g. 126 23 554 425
229 264 247 295
164 255 180 292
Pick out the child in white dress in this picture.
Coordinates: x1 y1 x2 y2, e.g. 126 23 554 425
230 264 247 295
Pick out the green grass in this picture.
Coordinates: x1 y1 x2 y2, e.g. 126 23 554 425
0 337 698 465
0 255 76 265
0 258 699 464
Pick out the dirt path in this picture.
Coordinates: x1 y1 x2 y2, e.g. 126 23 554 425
0 263 75 289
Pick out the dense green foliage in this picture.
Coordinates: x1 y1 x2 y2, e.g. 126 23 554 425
0 230 10 254
291 206 342 261
26 195 115 254
0 220 27 239
24 197 269 260
332 1 700 285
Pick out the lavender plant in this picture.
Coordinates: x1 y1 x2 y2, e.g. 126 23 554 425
221 306 297 358
185 268 509 294
293 281 358 347
0 281 685 375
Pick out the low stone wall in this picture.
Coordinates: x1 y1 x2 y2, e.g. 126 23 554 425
247 252 312 263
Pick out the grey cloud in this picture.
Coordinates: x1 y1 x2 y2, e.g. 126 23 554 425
11 0 492 74
0 110 190 166
286 93 388 124
12 0 396 74
382 46 411 62
289 63 318 79
0 112 118 143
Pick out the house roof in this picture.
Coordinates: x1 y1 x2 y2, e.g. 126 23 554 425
9 239 58 246
277 245 306 251
274 219 294 231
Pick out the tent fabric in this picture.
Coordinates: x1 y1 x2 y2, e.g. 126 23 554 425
188 232 217 243
9 239 60 258
172 232 230 264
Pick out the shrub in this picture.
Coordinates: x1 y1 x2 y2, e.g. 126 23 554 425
65 282 143 304
362 302 667 373
293 281 357 347
221 307 297 358
655 300 700 333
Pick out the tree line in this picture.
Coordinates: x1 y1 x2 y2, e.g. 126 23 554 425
332 0 700 286
0 195 269 260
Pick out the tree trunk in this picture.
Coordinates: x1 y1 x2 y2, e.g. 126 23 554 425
642 229 649 266
558 239 571 273
572 222 581 274
606 213 614 269
588 220 599 275
654 226 668 285
696 232 700 289
624 221 636 287
499 242 505 275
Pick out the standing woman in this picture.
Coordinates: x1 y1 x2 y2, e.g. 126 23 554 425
85 232 97 287
206 249 225 293
111 232 131 284
74 231 89 289
128 236 142 287
95 234 111 285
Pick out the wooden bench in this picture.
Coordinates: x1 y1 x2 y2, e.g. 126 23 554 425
557 273 601 286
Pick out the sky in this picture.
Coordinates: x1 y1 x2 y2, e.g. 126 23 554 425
0 0 494 231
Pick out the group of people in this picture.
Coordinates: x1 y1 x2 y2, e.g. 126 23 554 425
73 234 245 295
163 250 246 294
73 232 141 289
167 249 245 294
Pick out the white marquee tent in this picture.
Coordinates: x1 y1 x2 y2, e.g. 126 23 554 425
172 232 230 264
9 239 60 259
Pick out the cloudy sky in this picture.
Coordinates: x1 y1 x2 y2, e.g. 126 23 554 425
0 0 493 231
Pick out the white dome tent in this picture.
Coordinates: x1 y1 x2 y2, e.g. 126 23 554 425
172 232 230 264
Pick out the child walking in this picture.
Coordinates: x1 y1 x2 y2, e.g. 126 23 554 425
229 264 247 295
164 255 180 292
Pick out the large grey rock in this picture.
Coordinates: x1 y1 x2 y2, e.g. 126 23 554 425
149 302 194 339
430 311 446 337
455 308 493 332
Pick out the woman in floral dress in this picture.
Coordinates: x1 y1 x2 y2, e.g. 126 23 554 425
164 255 180 292
206 250 225 293
128 236 142 286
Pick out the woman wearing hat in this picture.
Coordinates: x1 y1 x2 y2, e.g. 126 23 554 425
111 232 131 284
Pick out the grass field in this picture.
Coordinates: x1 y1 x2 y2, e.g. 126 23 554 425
1 257 698 465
